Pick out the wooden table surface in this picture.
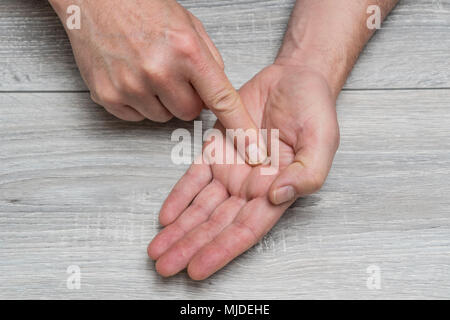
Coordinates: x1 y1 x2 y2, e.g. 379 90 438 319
0 0 449 299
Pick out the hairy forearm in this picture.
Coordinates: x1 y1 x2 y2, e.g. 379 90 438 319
277 0 399 98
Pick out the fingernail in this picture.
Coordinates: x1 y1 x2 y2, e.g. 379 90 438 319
246 143 267 165
273 186 295 205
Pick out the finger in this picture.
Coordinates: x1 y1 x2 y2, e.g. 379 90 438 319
187 197 289 280
155 79 203 121
189 14 224 69
104 105 145 122
269 119 339 205
187 43 267 165
158 161 212 226
91 90 145 122
130 95 173 123
148 180 228 260
155 196 245 277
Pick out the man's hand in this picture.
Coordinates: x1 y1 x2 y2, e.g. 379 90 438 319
49 0 263 160
147 0 399 279
148 63 340 279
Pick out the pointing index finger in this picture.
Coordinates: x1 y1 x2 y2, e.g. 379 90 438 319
188 50 267 165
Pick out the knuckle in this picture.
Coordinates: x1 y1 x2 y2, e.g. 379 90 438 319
209 87 239 113
169 30 201 60
118 75 144 97
177 106 202 121
142 61 169 84
94 87 122 106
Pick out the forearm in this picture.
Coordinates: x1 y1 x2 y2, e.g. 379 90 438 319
276 0 399 98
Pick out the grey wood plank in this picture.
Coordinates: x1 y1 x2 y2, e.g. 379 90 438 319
0 90 449 299
0 0 449 91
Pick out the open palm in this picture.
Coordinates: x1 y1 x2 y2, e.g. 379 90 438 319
148 63 340 280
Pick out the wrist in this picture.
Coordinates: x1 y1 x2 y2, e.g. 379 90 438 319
275 43 345 100
274 0 379 99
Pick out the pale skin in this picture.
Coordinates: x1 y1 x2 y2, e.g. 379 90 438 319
149 0 399 280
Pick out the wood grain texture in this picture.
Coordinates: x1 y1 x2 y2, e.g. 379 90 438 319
0 90 449 299
1 0 449 300
0 0 449 91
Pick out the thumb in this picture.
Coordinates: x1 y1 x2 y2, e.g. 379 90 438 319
269 123 339 205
